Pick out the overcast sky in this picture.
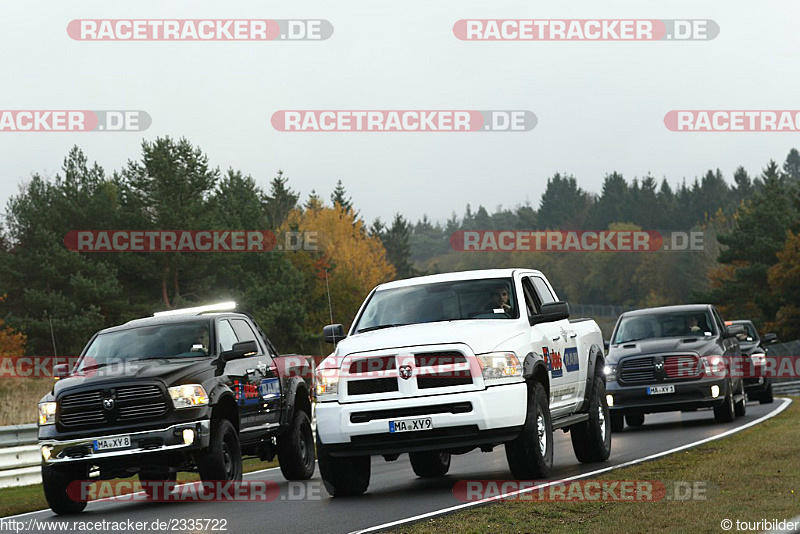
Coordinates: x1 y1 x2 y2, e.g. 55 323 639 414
1 0 798 226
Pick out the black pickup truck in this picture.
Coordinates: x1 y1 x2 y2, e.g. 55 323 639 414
37 305 315 514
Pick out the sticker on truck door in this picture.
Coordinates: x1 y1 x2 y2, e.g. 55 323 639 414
564 347 579 372
544 347 563 378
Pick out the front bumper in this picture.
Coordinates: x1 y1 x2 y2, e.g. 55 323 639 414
39 420 211 465
607 378 728 415
316 382 527 456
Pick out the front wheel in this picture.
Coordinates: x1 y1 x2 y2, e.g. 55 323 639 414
317 436 371 496
409 451 451 478
505 381 553 479
277 410 316 480
571 375 612 463
625 414 645 427
198 419 243 482
734 380 747 417
713 380 735 423
42 464 88 515
760 382 774 404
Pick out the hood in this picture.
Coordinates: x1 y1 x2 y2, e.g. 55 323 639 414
330 320 525 362
607 336 718 363
52 358 214 397
738 341 760 354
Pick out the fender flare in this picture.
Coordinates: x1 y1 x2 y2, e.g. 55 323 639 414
282 376 311 426
579 344 605 413
522 351 550 398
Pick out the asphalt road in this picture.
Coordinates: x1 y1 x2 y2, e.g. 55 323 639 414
6 399 789 534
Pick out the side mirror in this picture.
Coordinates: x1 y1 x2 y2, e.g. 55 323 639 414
723 324 745 338
604 339 610 352
221 340 258 362
53 363 70 379
323 324 346 344
530 301 570 325
763 333 779 344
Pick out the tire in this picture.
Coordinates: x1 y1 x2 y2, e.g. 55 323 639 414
139 469 177 499
570 375 612 463
277 410 316 480
734 380 747 417
713 380 736 423
610 416 624 432
505 381 553 479
317 435 370 496
760 382 774 404
625 414 645 427
198 419 243 482
409 451 451 478
42 464 88 515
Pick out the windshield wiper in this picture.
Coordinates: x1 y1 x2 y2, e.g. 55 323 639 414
357 323 409 334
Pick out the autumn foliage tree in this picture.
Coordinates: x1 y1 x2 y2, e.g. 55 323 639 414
0 295 26 356
284 203 395 342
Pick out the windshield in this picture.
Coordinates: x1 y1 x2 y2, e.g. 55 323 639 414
75 320 213 372
353 277 518 333
612 311 715 344
735 322 759 342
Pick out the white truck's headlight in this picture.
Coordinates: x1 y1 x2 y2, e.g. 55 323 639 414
315 368 339 400
477 352 522 381
38 402 57 426
169 384 209 409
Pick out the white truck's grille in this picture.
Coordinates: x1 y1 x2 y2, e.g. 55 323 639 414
339 346 480 402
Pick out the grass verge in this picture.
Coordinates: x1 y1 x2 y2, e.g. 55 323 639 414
396 398 799 534
0 456 279 518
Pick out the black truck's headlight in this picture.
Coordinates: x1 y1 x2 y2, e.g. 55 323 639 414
169 384 209 409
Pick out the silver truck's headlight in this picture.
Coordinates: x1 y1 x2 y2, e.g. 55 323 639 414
750 352 766 366
315 368 339 400
477 352 522 381
604 364 618 382
38 402 57 426
169 384 209 409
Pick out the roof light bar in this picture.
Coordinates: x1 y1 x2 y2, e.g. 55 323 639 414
153 301 237 317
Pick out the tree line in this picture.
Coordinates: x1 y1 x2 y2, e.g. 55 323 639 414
1 139 799 358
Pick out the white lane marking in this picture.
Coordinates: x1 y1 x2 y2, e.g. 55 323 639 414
351 398 792 534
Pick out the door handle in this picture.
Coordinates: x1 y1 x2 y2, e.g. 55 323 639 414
569 332 577 339
246 368 256 375
551 336 561 342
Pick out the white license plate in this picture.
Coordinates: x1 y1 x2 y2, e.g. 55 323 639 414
647 385 675 395
389 417 433 433
93 436 131 451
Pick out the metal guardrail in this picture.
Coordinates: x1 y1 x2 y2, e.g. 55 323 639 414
0 424 40 489
773 381 800 396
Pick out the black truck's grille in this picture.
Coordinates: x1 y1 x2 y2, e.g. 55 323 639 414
58 383 169 428
619 357 656 384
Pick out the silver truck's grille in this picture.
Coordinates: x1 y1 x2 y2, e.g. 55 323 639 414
619 357 656 384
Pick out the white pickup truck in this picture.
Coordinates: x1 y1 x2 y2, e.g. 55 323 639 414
314 268 610 496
